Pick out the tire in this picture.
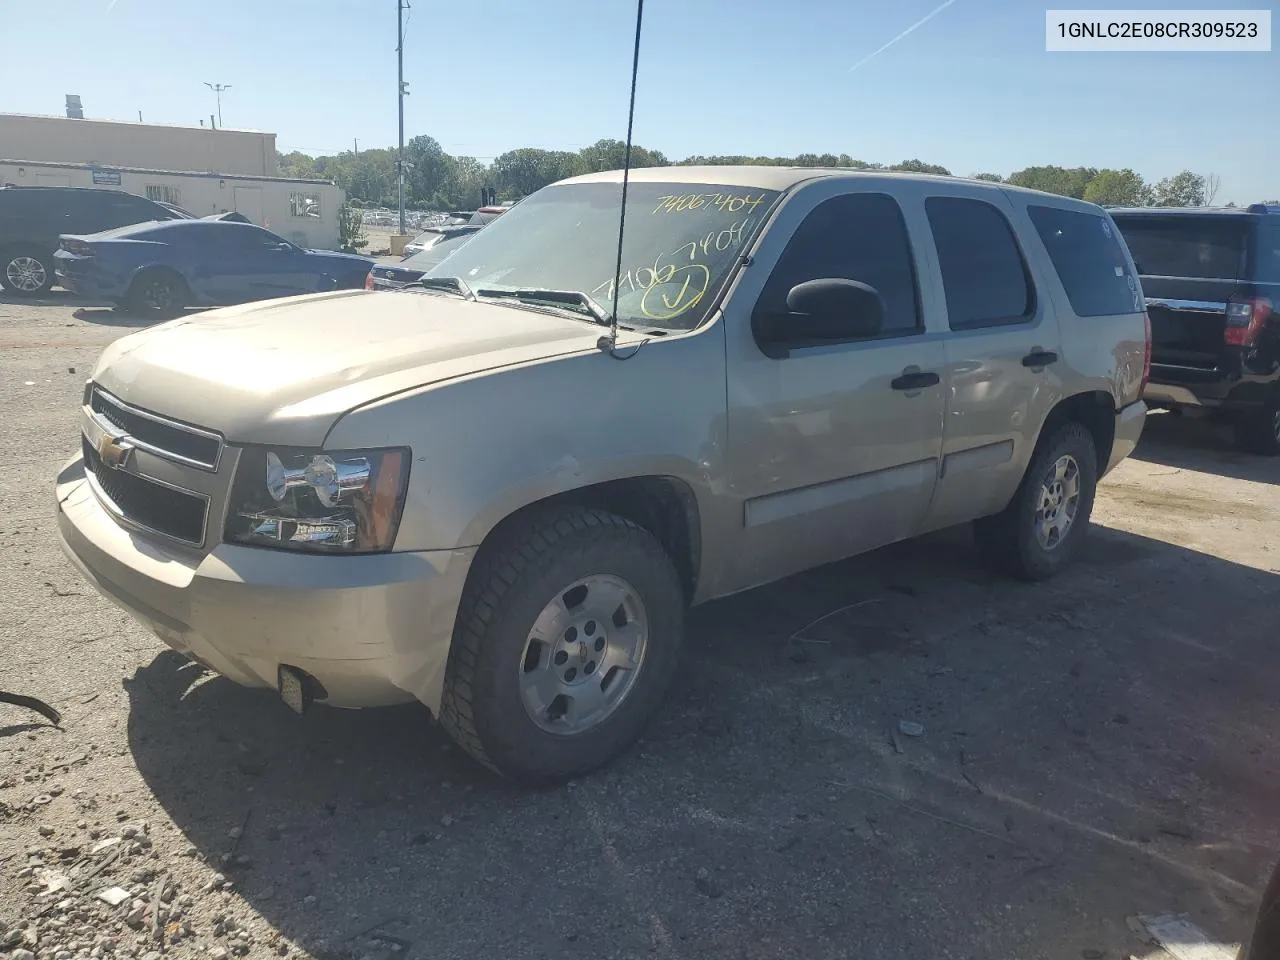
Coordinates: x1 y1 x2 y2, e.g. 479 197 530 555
439 506 685 784
973 421 1099 582
1 246 56 296
126 269 187 316
1233 390 1280 456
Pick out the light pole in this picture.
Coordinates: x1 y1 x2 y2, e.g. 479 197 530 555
396 0 410 235
203 82 231 128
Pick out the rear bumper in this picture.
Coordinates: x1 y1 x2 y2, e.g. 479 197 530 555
1106 400 1146 476
55 454 474 712
1144 367 1278 410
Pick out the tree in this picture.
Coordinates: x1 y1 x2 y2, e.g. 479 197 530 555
1203 173 1221 206
337 202 367 253
1082 168 1152 206
1152 171 1207 207
890 159 951 175
574 139 667 175
402 134 456 208
491 148 578 198
971 172 1004 182
1007 165 1097 199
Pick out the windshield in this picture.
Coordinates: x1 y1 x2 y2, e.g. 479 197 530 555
425 181 780 330
1112 216 1248 280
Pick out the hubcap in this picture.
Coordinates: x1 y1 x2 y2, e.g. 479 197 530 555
5 256 47 292
1034 454 1081 551
518 574 649 734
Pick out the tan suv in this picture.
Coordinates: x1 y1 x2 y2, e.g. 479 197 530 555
55 167 1149 783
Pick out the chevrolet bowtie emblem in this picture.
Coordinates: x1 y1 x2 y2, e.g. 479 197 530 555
97 433 135 470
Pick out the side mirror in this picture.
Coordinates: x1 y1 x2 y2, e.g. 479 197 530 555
753 278 885 358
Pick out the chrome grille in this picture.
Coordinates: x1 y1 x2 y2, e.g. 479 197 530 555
89 386 223 470
82 436 208 545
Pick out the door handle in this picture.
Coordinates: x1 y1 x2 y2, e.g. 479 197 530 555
890 370 941 391
1022 350 1059 368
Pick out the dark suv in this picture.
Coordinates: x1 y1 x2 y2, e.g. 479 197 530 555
1110 204 1280 453
0 186 187 296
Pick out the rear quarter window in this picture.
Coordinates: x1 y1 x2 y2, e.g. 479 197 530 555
1027 205 1142 317
1111 216 1247 281
1253 224 1280 284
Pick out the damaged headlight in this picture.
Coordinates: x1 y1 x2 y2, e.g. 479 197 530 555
225 447 410 553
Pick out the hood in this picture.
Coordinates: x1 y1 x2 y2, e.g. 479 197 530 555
92 290 608 446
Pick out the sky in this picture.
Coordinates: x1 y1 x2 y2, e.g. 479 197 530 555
2 0 1276 203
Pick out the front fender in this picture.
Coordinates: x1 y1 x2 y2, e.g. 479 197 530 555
323 328 735 590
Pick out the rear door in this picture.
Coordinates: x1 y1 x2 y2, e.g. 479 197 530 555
1112 214 1248 373
921 190 1066 530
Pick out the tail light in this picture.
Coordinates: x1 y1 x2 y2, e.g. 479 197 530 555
61 238 92 256
1225 297 1272 346
363 271 375 291
1140 310 1152 394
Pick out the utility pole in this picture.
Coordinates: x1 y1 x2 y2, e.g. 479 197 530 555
203 82 231 128
353 138 359 156
396 0 409 235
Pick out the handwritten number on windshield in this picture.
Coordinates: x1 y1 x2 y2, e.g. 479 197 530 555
651 193 768 215
592 216 755 320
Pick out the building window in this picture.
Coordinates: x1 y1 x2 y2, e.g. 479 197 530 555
289 192 321 218
144 184 183 206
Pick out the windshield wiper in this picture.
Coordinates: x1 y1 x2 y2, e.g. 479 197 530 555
416 276 476 300
476 288 610 325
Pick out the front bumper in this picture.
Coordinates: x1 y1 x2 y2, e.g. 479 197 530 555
55 454 475 712
1105 400 1146 476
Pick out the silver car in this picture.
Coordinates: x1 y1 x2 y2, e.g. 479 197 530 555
55 166 1149 783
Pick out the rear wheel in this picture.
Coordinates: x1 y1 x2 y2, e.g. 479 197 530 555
439 507 685 784
1233 390 1280 456
2 246 55 296
974 422 1099 581
127 269 187 316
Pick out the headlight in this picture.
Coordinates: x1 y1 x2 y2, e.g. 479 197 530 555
225 446 410 553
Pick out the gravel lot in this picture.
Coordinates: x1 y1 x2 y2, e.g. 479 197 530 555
3 292 1279 960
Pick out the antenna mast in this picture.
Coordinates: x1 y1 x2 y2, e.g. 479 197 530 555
601 0 645 352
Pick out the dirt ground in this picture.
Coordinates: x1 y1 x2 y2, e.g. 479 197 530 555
2 291 1279 960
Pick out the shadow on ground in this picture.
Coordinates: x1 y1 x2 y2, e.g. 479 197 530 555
1133 411 1278 485
125 525 1280 960
71 307 166 328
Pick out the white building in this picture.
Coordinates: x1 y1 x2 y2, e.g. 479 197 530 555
0 159 344 250
0 112 345 249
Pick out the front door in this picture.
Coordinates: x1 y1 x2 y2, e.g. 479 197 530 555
723 185 947 592
919 192 1066 530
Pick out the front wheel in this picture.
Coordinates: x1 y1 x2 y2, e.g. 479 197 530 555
973 421 1099 581
439 507 685 784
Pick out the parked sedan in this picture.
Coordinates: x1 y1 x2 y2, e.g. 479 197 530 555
400 223 482 259
54 219 373 313
366 231 477 291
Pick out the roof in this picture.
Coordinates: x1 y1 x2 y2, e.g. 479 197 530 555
557 165 1099 208
0 111 271 136
1107 204 1275 218
0 158 334 187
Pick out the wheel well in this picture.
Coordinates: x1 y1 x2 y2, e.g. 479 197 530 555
128 265 189 294
1039 391 1116 469
476 477 702 603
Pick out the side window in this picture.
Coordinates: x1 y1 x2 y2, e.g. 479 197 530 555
1255 224 1280 284
1027 205 1142 317
755 192 921 340
103 195 162 229
926 196 1034 330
